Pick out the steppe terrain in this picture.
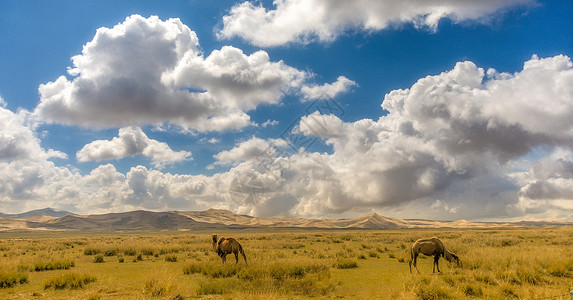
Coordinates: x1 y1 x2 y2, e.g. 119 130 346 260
0 209 571 299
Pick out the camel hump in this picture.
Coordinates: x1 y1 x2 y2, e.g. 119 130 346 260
217 236 227 246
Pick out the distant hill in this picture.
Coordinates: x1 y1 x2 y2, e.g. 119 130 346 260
0 208 570 231
0 207 76 219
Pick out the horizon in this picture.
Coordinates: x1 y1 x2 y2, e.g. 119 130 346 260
1 1 573 222
2 207 572 225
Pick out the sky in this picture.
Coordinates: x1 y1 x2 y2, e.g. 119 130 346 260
0 0 572 221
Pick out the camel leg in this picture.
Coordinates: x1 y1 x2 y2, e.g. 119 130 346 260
433 255 440 273
221 253 227 264
413 253 420 273
234 252 239 264
409 250 413 273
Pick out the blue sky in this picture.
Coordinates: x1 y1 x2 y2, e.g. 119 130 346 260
0 0 572 221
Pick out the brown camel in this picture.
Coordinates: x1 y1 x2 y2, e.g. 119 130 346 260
409 237 459 273
212 234 247 264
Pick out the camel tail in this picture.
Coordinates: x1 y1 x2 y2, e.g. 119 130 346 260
239 243 247 264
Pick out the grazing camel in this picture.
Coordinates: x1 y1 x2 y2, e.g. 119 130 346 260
409 237 459 273
212 234 247 264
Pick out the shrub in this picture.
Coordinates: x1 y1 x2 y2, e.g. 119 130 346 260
44 273 96 289
197 278 237 295
415 283 453 300
104 248 119 256
94 255 104 263
336 259 358 269
463 284 483 297
144 279 170 297
31 260 75 271
165 255 178 262
0 272 28 288
183 263 202 275
84 248 101 255
141 248 155 256
123 248 137 256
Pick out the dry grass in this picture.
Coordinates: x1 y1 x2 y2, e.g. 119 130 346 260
0 228 570 298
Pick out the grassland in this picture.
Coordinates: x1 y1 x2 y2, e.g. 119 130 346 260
0 228 571 299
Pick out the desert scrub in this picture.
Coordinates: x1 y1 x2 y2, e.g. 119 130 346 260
93 255 104 263
463 283 483 297
44 273 96 289
185 260 332 296
25 259 75 271
197 278 239 295
0 271 28 288
144 278 171 297
405 276 456 300
336 259 358 269
165 255 178 262
83 247 101 255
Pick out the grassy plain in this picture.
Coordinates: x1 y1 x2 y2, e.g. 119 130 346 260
0 228 571 299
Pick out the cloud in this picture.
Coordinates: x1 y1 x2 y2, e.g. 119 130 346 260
3 55 573 222
77 126 191 167
520 156 573 201
298 111 343 139
221 54 573 220
0 106 65 162
301 76 357 101
34 15 308 132
213 137 273 166
260 119 279 128
161 46 306 110
218 0 534 46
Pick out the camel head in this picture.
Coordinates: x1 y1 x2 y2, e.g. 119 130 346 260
446 252 460 266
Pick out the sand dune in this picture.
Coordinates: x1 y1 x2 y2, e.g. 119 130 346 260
0 208 569 231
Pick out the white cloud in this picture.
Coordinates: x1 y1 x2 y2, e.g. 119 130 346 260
0 106 64 162
3 55 573 222
34 15 309 132
260 119 279 128
213 137 273 166
208 138 220 144
77 126 191 167
218 0 534 47
161 46 306 110
299 112 343 138
301 76 357 101
221 54 573 220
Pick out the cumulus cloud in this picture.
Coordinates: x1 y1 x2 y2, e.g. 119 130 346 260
0 106 65 162
301 76 357 101
220 54 573 220
77 126 191 167
0 104 79 213
3 55 573 222
298 112 343 138
34 15 308 132
213 137 273 166
218 0 534 46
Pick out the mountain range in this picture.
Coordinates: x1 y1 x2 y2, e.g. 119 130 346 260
0 208 570 231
